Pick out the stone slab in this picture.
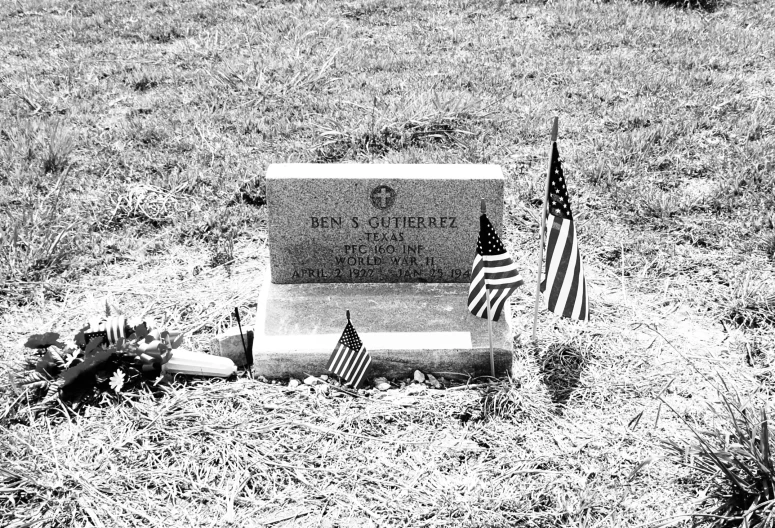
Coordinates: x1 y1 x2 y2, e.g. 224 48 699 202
212 270 513 380
267 163 504 284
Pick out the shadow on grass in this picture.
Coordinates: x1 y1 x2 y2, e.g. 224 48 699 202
646 0 721 12
313 120 470 163
539 342 586 410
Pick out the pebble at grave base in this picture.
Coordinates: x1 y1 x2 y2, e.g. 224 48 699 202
211 163 513 380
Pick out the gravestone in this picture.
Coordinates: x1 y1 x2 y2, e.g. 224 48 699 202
213 164 514 380
269 164 502 284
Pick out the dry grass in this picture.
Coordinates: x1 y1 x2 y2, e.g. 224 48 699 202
2 250 764 526
1 327 740 528
2 378 556 527
2 0 775 526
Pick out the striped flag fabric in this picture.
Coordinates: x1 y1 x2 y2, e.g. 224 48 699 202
327 317 371 389
540 142 589 321
468 213 524 321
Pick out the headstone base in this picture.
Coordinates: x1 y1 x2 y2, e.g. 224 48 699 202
212 271 513 380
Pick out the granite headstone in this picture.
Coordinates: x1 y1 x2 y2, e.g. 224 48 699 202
213 164 514 379
268 164 503 284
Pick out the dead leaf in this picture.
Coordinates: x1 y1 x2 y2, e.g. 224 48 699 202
24 332 64 349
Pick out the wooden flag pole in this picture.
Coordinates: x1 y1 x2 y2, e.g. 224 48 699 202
340 309 351 386
482 199 495 378
532 117 559 342
233 307 253 377
485 289 495 377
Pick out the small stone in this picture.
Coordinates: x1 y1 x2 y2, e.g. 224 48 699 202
320 374 329 381
413 370 425 383
256 375 268 383
288 378 300 388
406 383 426 395
427 373 440 389
303 376 320 386
373 377 390 391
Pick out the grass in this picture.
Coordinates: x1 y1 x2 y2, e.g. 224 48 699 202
1 0 775 526
660 388 775 527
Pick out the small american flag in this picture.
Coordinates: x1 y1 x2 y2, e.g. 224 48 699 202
540 142 589 320
468 212 524 321
327 315 371 389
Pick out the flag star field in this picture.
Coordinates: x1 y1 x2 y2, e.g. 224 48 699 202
468 213 524 322
327 319 372 389
541 142 589 321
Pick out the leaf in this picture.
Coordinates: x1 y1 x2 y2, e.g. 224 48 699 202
35 350 64 378
627 458 654 482
109 370 125 393
84 335 104 355
133 322 149 341
74 329 87 348
105 299 121 317
16 371 49 392
760 409 773 473
169 333 184 350
628 410 644 430
24 332 64 349
61 348 113 388
63 350 81 369
48 347 65 366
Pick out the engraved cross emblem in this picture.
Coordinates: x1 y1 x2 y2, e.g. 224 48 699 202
370 184 396 210
375 188 390 207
